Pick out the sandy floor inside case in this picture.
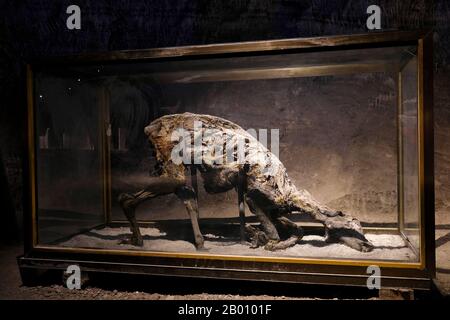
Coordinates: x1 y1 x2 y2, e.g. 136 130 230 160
57 223 418 261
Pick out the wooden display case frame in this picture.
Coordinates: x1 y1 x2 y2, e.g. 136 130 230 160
19 30 435 290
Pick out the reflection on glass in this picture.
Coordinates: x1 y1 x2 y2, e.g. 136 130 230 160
400 56 420 254
36 76 103 244
34 45 421 263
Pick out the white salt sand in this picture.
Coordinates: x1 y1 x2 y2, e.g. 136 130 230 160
58 225 417 261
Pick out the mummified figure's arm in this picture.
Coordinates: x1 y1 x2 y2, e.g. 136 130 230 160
241 156 373 252
291 190 373 252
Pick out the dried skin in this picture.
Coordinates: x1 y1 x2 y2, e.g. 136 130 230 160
121 112 373 252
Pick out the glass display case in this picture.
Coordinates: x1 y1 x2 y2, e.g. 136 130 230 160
19 30 435 289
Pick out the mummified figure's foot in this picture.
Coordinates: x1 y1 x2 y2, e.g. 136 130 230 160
245 218 303 251
323 215 374 252
339 236 374 253
264 236 300 251
119 234 144 246
245 224 269 248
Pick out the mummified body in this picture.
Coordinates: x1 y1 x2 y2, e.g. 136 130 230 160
119 112 374 252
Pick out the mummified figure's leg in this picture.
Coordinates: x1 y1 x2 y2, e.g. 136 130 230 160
291 191 374 252
118 176 184 246
244 202 303 251
274 216 304 239
118 190 149 246
246 215 304 251
245 192 305 250
262 215 304 251
175 185 204 249
245 196 280 242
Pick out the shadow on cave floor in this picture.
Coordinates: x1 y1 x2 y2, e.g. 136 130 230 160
49 219 416 260
53 218 331 248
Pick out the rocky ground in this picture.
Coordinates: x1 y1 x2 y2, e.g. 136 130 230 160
1 218 450 300
0 244 373 300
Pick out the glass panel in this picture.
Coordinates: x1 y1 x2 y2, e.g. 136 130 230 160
35 45 421 262
35 75 104 244
400 54 420 254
